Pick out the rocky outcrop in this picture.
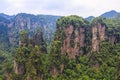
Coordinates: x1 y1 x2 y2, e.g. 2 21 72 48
13 27 46 80
7 13 60 46
108 35 116 44
0 13 60 46
54 16 87 58
14 60 25 74
92 23 106 52
4 71 10 80
30 29 44 46
0 16 10 46
61 25 85 58
51 65 58 77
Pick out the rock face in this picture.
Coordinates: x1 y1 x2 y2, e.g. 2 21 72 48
55 16 107 57
0 13 60 46
30 29 45 46
61 25 85 58
55 16 87 59
108 35 116 44
4 72 10 80
92 23 106 52
14 60 25 74
51 65 58 77
0 16 10 46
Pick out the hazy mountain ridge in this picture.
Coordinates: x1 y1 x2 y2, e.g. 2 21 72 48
85 16 95 20
86 10 120 20
0 13 15 20
0 13 61 46
100 10 119 18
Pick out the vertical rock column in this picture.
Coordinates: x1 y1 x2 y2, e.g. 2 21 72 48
14 60 25 74
61 25 85 58
92 23 106 52
14 31 28 75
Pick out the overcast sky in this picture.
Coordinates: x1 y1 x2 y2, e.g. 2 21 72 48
0 0 120 17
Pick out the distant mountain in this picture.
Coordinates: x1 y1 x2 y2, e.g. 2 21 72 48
100 10 119 18
0 16 9 23
0 13 61 46
114 13 120 18
0 16 10 48
0 13 14 19
85 16 95 20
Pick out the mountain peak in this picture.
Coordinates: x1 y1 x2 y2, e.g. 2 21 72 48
109 10 117 13
0 13 14 19
100 10 119 18
85 16 95 20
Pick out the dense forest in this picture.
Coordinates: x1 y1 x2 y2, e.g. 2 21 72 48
0 13 120 80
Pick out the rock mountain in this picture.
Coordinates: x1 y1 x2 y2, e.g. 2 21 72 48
0 13 60 46
0 11 120 80
86 10 120 20
0 10 119 47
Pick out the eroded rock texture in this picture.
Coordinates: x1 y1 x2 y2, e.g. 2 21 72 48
14 60 25 75
92 23 106 52
61 25 85 58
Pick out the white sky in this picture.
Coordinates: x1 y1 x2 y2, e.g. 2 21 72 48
0 0 120 17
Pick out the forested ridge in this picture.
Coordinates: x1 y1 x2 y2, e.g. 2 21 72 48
0 13 120 80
